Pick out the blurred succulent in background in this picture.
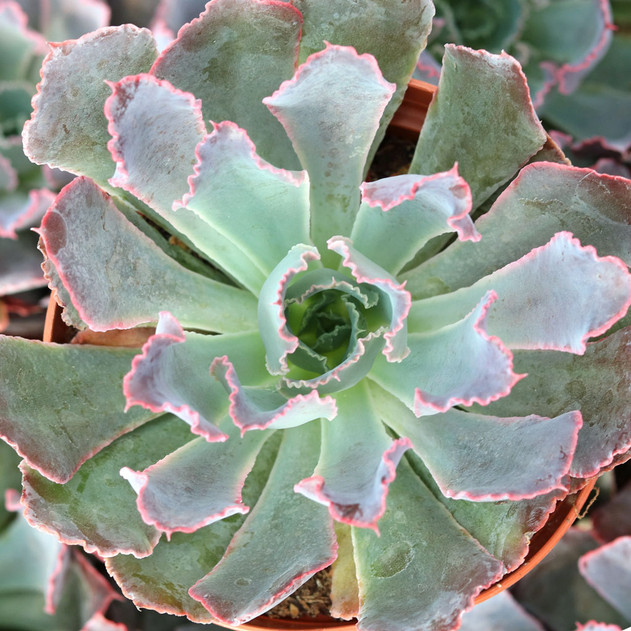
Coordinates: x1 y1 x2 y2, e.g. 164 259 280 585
0 1 631 630
0 0 109 336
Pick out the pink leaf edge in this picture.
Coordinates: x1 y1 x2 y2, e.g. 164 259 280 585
294 437 412 533
123 311 228 442
119 464 249 537
327 236 411 362
173 120 306 212
414 290 525 416
359 164 480 243
211 355 338 435
105 72 207 207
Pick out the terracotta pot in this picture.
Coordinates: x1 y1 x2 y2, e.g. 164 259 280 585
43 78 598 630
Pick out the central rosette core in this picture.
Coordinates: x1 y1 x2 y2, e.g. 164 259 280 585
258 241 411 396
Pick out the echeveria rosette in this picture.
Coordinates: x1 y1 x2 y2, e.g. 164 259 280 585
1 2 630 631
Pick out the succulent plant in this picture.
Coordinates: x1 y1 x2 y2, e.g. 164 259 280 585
416 0 615 109
0 0 110 336
0 1 630 630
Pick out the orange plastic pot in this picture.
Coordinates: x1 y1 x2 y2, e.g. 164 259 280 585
42 79 598 630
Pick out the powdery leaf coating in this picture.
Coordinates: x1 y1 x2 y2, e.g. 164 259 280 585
370 291 520 416
211 355 337 433
189 423 337 625
295 383 410 531
23 25 158 185
120 426 268 535
106 73 206 217
20 414 194 558
0 336 154 483
39 177 258 333
387 406 582 501
405 163 631 300
265 43 396 261
124 312 270 441
175 121 310 293
579 537 631 620
408 232 631 354
152 0 302 170
353 165 477 274
411 45 546 208
352 457 504 631
476 326 631 481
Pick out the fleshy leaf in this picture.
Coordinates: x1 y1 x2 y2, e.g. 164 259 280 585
408 232 631 354
257 243 320 375
0 336 154 483
293 0 435 165
459 591 545 631
21 414 194 558
579 537 631 620
352 456 503 631
370 291 520 416
151 0 302 170
295 382 410 531
22 25 158 185
264 44 395 262
39 177 258 332
352 165 477 274
120 423 268 535
328 236 410 361
470 326 631 481
0 230 47 295
384 404 581 501
405 163 631 299
124 312 270 440
105 432 281 623
105 73 206 217
0 2 45 83
329 523 359 620
411 45 546 208
29 0 111 41
189 422 337 625
174 121 310 293
211 355 337 433
0 188 54 240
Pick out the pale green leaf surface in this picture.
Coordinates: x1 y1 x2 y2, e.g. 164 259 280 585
352 167 476 275
40 177 258 333
264 44 395 262
0 336 153 483
189 423 336 625
370 291 518 416
352 457 503 631
151 0 302 170
122 424 269 534
105 433 282 623
22 25 158 185
21 414 194 557
106 73 206 219
458 591 545 631
178 122 311 293
0 3 45 83
404 163 631 300
411 45 546 209
368 382 565 571
295 382 409 530
473 326 631 481
408 232 631 354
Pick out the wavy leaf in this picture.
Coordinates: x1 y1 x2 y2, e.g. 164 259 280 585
405 163 631 299
352 456 503 631
39 177 258 332
189 422 336 625
21 414 193 558
151 0 302 169
411 45 546 208
264 44 395 262
371 291 520 416
23 25 157 185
